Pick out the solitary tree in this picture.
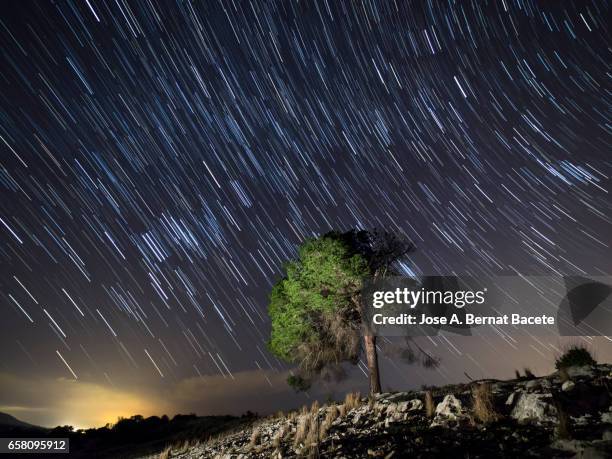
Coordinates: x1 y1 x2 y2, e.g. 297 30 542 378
267 229 417 395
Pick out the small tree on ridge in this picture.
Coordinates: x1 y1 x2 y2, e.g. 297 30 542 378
267 229 415 395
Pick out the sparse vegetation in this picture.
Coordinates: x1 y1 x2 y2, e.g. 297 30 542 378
293 414 310 448
523 368 535 379
304 412 320 453
558 367 570 383
472 383 499 424
555 344 596 369
343 391 362 411
247 427 261 450
425 391 435 418
554 399 571 439
319 405 339 440
157 446 170 459
272 423 288 448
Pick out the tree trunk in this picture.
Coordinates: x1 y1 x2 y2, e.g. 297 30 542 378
363 334 382 394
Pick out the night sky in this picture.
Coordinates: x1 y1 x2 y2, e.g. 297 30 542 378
0 0 610 428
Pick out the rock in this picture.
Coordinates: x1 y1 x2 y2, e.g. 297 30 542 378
567 366 595 378
408 399 424 411
510 393 557 423
572 414 592 426
506 391 517 406
433 394 465 422
385 392 411 403
602 430 612 441
540 379 552 390
554 439 612 459
525 380 539 389
601 411 612 424
396 399 423 413
386 402 398 414
562 380 576 391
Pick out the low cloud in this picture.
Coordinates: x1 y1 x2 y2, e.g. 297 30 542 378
0 373 165 428
0 369 312 428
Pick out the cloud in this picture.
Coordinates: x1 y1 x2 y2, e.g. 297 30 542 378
164 369 298 415
0 367 369 429
0 369 303 428
0 373 165 428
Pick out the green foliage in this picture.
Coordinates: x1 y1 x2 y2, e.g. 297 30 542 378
267 235 368 364
555 345 596 369
287 374 311 391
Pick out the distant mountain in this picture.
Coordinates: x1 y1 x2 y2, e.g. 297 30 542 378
0 412 48 436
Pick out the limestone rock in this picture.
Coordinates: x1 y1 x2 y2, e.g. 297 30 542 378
510 393 557 423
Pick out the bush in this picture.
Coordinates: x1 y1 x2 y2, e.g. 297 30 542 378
555 345 596 369
472 383 499 424
287 374 311 391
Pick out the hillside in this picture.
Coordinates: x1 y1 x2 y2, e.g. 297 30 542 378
145 364 612 458
0 412 49 437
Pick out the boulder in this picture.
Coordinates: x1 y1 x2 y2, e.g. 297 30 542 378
408 399 424 411
562 380 576 392
510 393 557 423
567 366 595 378
433 394 465 422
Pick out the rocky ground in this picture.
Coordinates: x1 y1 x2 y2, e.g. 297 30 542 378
145 364 612 458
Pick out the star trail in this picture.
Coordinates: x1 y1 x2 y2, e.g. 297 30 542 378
0 0 610 426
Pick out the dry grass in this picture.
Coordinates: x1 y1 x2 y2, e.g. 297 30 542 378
425 391 435 418
292 401 325 455
272 423 289 448
305 413 319 447
175 439 191 454
343 392 361 411
247 427 261 450
472 383 499 424
319 405 339 440
158 446 171 459
294 414 310 447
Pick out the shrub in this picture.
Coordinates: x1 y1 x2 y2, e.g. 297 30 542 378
555 345 596 369
343 392 361 411
554 400 571 439
293 415 309 447
425 391 435 418
272 423 288 448
319 405 338 440
287 375 311 392
247 427 260 449
472 383 499 424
